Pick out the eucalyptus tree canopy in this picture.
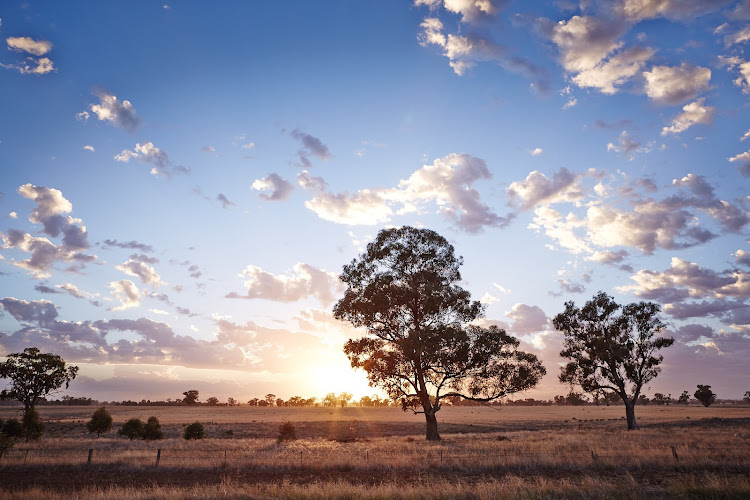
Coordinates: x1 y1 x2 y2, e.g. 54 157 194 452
334 226 546 441
0 347 78 416
553 291 674 430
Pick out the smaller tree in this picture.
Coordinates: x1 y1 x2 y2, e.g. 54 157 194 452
142 416 163 440
338 392 353 407
678 390 691 405
184 422 204 440
205 396 219 406
264 394 276 407
277 421 297 443
86 407 113 437
118 418 145 440
182 390 199 405
0 430 14 459
652 393 672 406
743 391 750 404
2 418 24 439
22 408 45 442
227 397 238 406
694 385 716 407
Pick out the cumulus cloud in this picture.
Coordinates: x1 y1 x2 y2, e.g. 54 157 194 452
735 249 750 267
619 257 750 304
418 17 548 85
661 98 715 136
415 0 505 23
83 145 95 152
572 45 654 94
643 64 711 105
728 150 750 177
530 148 544 156
115 259 162 287
6 37 52 55
507 167 588 210
86 90 142 132
719 55 750 95
0 297 58 326
606 131 652 160
724 24 750 47
251 174 294 201
541 15 627 74
226 262 343 305
114 142 189 178
109 280 142 311
615 0 730 21
290 130 331 168
505 303 549 334
299 153 511 232
3 185 94 275
7 57 55 75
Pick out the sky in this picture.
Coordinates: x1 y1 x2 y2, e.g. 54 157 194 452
0 0 749 404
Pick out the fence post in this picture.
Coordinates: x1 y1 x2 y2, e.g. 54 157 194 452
671 446 679 463
440 449 443 464
300 450 303 467
24 449 29 464
156 448 161 467
591 451 598 464
87 449 93 464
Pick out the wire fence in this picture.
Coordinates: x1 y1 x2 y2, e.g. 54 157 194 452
2 444 747 469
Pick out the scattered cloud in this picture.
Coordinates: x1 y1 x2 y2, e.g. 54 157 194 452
217 193 236 209
251 174 294 201
606 131 652 160
724 24 750 47
728 150 750 177
101 239 154 252
643 63 711 105
661 98 714 136
507 167 589 210
299 153 512 232
86 90 142 132
6 37 52 56
290 129 331 168
226 262 343 306
530 148 544 156
572 45 654 95
109 280 142 311
505 303 549 334
114 142 189 178
83 145 95 152
115 259 162 287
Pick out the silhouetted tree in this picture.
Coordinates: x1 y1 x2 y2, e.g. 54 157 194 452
554 291 674 430
182 390 199 405
247 398 259 406
227 397 238 406
652 393 671 406
277 421 297 443
22 408 44 442
86 407 113 437
142 416 163 440
206 396 219 406
1 418 23 439
335 227 546 441
694 385 716 407
118 418 144 440
183 422 204 440
338 392 353 407
0 348 78 435
678 390 691 405
323 393 338 407
265 394 276 407
743 391 750 404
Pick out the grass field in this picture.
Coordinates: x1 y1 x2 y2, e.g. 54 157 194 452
1 405 749 499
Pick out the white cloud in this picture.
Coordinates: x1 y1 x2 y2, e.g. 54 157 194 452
544 15 627 73
109 280 142 311
6 37 52 56
643 63 711 104
616 0 729 21
87 90 142 132
114 142 188 178
507 167 588 210
16 57 55 75
227 262 343 306
562 97 578 109
505 303 549 334
251 174 294 201
530 148 544 156
83 145 95 152
719 57 750 94
661 98 715 136
300 153 510 232
115 259 162 287
741 129 750 142
728 149 750 177
571 46 654 94
415 0 503 23
9 212 17 219
724 25 750 47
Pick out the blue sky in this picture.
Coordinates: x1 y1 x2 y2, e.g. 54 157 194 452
1 0 749 403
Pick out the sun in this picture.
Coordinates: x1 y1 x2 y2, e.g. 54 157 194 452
307 356 376 400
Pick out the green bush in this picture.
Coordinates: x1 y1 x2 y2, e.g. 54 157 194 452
277 421 297 443
143 416 163 441
118 418 145 440
2 418 24 439
23 408 44 442
183 422 204 440
86 407 113 437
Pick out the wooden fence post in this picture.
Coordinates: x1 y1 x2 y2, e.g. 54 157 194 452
156 448 161 467
87 449 93 464
671 446 679 463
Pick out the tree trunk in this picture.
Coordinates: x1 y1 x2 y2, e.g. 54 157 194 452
425 412 441 441
625 402 639 430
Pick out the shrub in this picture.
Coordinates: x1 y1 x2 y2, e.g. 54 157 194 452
118 418 145 440
277 421 297 443
86 407 113 437
0 431 14 459
142 416 163 441
183 422 204 440
22 408 44 442
2 418 24 439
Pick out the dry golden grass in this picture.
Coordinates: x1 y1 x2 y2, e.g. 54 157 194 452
1 405 748 498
